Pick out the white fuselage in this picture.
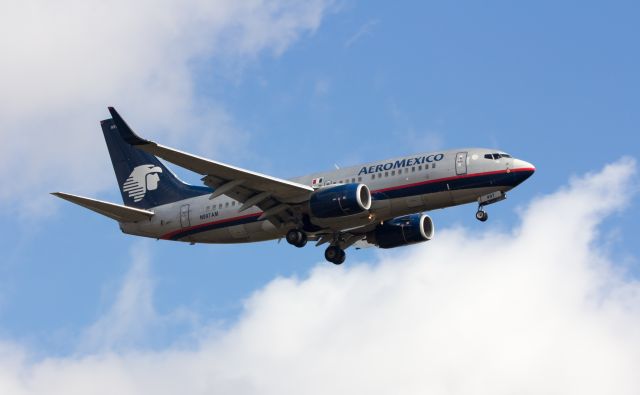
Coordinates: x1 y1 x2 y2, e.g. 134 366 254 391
120 148 535 243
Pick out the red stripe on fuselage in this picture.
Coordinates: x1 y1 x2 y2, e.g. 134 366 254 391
160 212 262 240
159 167 535 240
372 167 535 194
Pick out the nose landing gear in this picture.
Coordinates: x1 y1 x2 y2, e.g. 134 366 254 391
476 191 506 222
475 208 488 222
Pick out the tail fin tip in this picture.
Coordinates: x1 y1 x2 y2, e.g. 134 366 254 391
107 106 151 146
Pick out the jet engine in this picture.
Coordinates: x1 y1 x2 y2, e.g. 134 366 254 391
309 183 371 218
366 213 434 249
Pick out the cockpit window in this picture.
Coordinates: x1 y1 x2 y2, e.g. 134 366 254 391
485 153 512 160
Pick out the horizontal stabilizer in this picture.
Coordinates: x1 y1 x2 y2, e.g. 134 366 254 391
51 192 154 222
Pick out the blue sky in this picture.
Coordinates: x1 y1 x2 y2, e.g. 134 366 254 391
0 1 639 391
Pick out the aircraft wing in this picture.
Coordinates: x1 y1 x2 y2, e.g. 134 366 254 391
108 107 314 225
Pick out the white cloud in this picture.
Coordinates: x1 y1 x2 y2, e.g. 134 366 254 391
80 242 156 351
79 241 199 353
0 158 638 394
344 18 378 48
0 0 333 214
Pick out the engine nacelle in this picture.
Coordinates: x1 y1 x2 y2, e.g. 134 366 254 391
367 213 435 249
309 183 372 219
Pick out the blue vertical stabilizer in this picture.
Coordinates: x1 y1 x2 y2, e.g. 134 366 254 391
101 117 211 209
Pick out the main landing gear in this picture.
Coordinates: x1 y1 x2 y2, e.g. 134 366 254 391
286 229 307 248
324 245 346 265
285 229 346 265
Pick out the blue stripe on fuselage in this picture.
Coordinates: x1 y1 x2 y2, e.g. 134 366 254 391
372 169 530 200
163 169 533 241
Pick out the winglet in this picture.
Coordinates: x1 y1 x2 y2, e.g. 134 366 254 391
108 107 153 146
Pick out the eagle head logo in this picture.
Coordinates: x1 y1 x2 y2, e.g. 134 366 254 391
122 164 163 202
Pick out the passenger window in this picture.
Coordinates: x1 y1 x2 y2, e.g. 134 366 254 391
418 165 422 171
225 202 229 208
232 201 235 206
412 167 415 172
358 177 362 182
384 171 389 177
352 178 355 183
391 170 395 176
372 174 376 179
432 163 436 169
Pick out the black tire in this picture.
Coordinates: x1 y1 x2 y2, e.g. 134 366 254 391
334 250 346 265
325 245 344 263
476 210 488 222
286 229 303 245
294 232 307 248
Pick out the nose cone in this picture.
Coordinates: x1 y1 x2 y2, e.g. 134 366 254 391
512 159 536 185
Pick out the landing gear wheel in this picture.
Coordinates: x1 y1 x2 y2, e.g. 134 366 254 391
286 229 307 248
475 209 488 222
325 245 346 265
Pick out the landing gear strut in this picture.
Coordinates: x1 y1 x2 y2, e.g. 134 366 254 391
475 208 488 222
324 245 346 265
286 229 307 248
476 191 506 222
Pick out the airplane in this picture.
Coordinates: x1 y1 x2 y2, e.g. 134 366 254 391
53 107 535 264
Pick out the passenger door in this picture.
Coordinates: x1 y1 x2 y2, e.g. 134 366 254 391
455 152 468 175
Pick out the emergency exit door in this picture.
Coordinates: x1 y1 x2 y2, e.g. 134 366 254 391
455 152 468 175
180 204 190 228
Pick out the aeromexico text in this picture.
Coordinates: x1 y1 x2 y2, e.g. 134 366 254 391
357 154 444 176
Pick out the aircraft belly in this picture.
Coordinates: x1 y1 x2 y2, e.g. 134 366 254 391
449 187 501 206
371 198 391 218
188 224 278 244
388 196 426 218
422 191 454 211
381 188 452 217
189 228 230 243
228 224 249 240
